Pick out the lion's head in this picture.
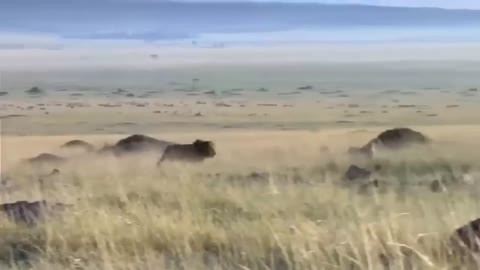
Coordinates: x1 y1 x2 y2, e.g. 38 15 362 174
193 140 216 158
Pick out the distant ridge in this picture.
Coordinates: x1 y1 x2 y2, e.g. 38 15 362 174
1 1 480 42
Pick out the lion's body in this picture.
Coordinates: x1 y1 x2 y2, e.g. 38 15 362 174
349 128 430 159
114 134 172 156
158 140 216 165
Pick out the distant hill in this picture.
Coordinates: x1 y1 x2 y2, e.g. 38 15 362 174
2 0 480 42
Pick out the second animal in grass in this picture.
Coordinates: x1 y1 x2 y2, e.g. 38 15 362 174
157 140 216 165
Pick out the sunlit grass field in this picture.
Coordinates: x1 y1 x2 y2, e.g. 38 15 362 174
1 127 480 269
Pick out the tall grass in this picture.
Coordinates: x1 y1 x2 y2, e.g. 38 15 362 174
2 130 480 269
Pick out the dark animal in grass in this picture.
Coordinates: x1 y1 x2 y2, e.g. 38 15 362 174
348 128 430 159
61 140 95 152
451 218 480 252
344 165 371 181
26 153 66 165
430 179 446 193
0 200 71 225
96 135 173 157
157 140 216 165
374 127 429 149
112 134 173 156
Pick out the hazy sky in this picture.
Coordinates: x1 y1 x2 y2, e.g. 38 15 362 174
3 0 480 50
2 0 480 70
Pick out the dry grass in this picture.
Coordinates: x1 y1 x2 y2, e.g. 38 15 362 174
2 128 480 269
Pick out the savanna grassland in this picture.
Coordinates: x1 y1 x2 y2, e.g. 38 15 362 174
2 125 480 269
2 58 480 269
